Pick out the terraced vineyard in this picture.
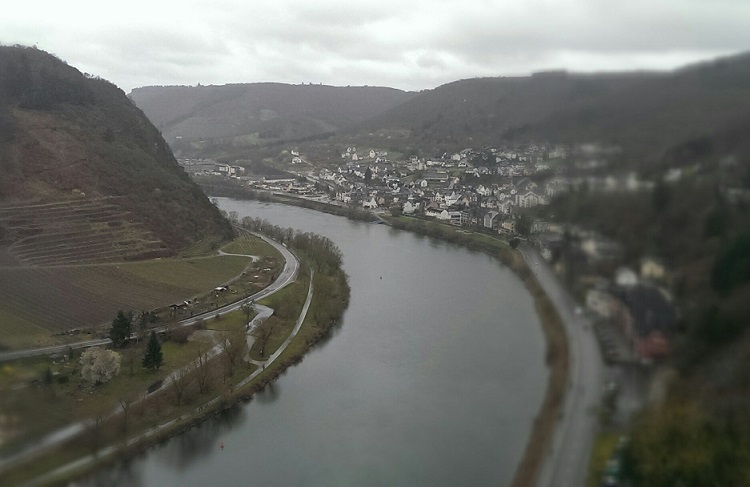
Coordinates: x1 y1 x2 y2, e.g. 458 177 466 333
0 198 171 267
0 198 274 350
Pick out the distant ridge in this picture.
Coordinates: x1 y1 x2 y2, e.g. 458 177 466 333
129 83 417 156
128 50 750 166
359 50 750 159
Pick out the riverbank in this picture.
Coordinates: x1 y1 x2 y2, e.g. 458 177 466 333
208 187 569 487
1 231 350 487
201 181 377 222
382 215 569 487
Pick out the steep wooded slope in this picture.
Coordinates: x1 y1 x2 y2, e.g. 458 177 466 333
0 46 233 264
361 52 750 161
130 83 416 151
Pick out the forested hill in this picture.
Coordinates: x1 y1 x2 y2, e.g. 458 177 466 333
0 46 233 257
129 83 416 152
360 52 750 161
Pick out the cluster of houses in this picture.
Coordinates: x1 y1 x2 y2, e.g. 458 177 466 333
322 146 572 222
178 159 245 177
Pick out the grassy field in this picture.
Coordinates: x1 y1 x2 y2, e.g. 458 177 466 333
0 304 260 451
0 240 352 487
221 233 282 258
0 302 271 483
178 234 227 257
0 233 288 350
0 256 253 350
0 329 213 454
204 309 253 333
247 270 310 361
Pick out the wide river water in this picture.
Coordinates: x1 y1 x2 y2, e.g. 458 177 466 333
82 198 547 487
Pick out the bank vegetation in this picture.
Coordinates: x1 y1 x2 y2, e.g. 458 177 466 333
1 228 349 487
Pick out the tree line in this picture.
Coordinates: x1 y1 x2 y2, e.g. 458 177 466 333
240 216 343 274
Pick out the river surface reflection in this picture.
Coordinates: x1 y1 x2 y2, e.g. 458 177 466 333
79 199 546 487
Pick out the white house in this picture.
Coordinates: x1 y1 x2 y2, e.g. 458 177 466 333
615 267 639 287
403 201 418 215
640 257 666 281
517 190 546 208
500 218 516 233
363 196 378 209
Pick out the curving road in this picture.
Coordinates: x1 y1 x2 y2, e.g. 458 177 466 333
15 270 315 487
0 231 298 363
520 244 605 487
0 231 300 474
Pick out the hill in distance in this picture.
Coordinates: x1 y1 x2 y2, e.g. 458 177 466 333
0 45 233 266
129 83 417 159
360 52 750 162
130 51 750 169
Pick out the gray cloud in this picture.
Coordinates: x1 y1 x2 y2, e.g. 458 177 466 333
1 0 748 93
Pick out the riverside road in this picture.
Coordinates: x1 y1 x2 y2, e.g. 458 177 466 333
0 231 298 363
521 243 605 487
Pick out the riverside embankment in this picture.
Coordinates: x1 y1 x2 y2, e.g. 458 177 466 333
75 199 549 487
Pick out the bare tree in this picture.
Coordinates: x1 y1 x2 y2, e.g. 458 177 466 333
193 343 213 394
136 310 155 343
241 301 254 327
122 345 139 378
220 328 247 379
119 395 135 440
85 405 109 457
168 367 192 406
255 323 276 357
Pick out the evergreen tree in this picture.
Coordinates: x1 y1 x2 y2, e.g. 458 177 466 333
109 310 133 348
142 331 163 370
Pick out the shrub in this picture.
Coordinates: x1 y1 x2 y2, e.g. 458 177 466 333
170 326 192 344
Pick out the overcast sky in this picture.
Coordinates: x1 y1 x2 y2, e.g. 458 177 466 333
2 0 748 94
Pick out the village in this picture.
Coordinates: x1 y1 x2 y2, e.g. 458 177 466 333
180 142 678 369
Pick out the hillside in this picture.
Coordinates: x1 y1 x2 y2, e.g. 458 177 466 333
133 51 750 169
0 46 233 265
129 83 416 159
359 52 750 162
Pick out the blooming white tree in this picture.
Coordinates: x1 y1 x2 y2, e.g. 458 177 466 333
80 347 121 385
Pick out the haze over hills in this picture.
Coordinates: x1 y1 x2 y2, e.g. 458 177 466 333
130 51 750 169
362 52 750 161
0 46 233 265
129 83 417 159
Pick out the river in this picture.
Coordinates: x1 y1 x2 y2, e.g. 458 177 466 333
80 198 547 487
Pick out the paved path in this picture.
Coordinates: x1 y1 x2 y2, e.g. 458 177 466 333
520 244 605 487
236 269 314 389
0 231 299 473
19 270 315 487
0 232 297 363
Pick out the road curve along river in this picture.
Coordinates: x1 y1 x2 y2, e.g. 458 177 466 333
79 198 548 487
